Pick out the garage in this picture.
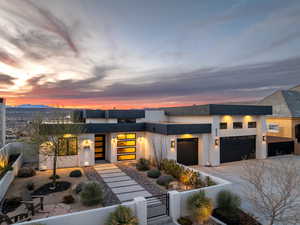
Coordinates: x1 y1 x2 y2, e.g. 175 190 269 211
220 135 256 163
267 136 294 157
177 138 198 166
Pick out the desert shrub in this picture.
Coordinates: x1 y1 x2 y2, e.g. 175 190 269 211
147 169 161 178
106 205 138 225
26 181 35 191
217 190 241 213
80 181 103 206
2 197 22 213
17 167 36 178
136 158 150 171
75 182 84 194
187 191 213 224
156 175 174 187
177 217 193 225
205 176 216 186
62 195 75 204
49 174 60 180
161 159 184 179
69 169 82 177
0 165 13 179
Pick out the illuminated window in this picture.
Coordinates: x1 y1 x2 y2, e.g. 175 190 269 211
233 122 243 129
58 137 78 156
117 133 136 161
248 122 257 128
117 147 136 154
117 133 136 140
117 140 136 147
117 154 136 161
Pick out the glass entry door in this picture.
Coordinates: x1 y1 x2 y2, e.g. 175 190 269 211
95 134 105 160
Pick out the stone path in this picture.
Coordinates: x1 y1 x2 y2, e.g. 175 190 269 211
94 163 152 202
83 166 120 206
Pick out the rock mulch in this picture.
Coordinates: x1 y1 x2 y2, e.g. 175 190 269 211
83 166 120 206
116 163 167 196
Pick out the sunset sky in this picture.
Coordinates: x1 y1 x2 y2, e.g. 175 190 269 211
0 0 300 109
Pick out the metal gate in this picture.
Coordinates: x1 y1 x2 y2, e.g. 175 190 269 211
145 194 169 219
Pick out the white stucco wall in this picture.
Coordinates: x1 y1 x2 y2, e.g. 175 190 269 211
167 115 212 124
144 110 168 122
86 118 117 123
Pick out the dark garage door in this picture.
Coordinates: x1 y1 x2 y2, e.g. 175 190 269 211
268 141 294 157
177 138 198 166
220 136 256 163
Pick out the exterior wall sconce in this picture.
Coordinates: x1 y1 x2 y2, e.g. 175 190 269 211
112 137 117 143
262 135 266 142
83 140 90 149
171 140 175 148
214 138 219 147
138 136 144 142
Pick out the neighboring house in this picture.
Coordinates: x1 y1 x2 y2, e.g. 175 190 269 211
0 98 5 148
39 104 272 169
259 85 300 155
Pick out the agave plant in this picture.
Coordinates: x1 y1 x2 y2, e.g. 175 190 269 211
106 206 138 225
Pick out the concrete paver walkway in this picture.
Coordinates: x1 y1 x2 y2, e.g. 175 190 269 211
94 163 152 202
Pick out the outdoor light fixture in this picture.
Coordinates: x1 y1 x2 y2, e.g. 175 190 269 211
84 161 89 166
83 140 90 149
214 138 219 147
171 140 175 148
262 135 266 142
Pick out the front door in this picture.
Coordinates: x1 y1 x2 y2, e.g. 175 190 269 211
95 134 105 160
177 138 198 166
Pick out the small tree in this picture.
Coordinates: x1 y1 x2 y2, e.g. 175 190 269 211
150 135 165 170
29 111 82 189
242 159 300 225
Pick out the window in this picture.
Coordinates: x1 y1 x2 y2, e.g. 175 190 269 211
117 133 136 140
116 133 136 161
233 122 243 129
58 137 78 156
117 140 136 147
248 122 257 128
118 118 136 123
268 124 279 133
220 122 227 129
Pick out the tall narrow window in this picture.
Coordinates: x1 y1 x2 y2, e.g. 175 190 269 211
58 137 78 156
116 133 136 161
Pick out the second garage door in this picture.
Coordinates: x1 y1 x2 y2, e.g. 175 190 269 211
177 138 198 166
220 135 256 163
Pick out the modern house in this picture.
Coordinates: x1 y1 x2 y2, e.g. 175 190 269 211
259 85 300 155
0 98 5 148
39 104 272 170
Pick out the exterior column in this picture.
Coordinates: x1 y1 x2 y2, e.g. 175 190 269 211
209 116 220 166
133 197 147 225
256 116 267 159
168 191 181 221
110 134 117 163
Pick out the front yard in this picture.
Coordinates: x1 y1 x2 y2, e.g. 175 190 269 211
3 166 102 220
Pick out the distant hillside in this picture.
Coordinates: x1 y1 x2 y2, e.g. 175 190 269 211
9 104 53 108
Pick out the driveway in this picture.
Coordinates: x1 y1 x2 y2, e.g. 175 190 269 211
192 155 300 225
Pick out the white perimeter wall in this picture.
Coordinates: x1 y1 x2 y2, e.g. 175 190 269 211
0 153 23 201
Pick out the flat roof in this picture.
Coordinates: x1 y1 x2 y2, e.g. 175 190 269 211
164 104 272 116
41 122 212 135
